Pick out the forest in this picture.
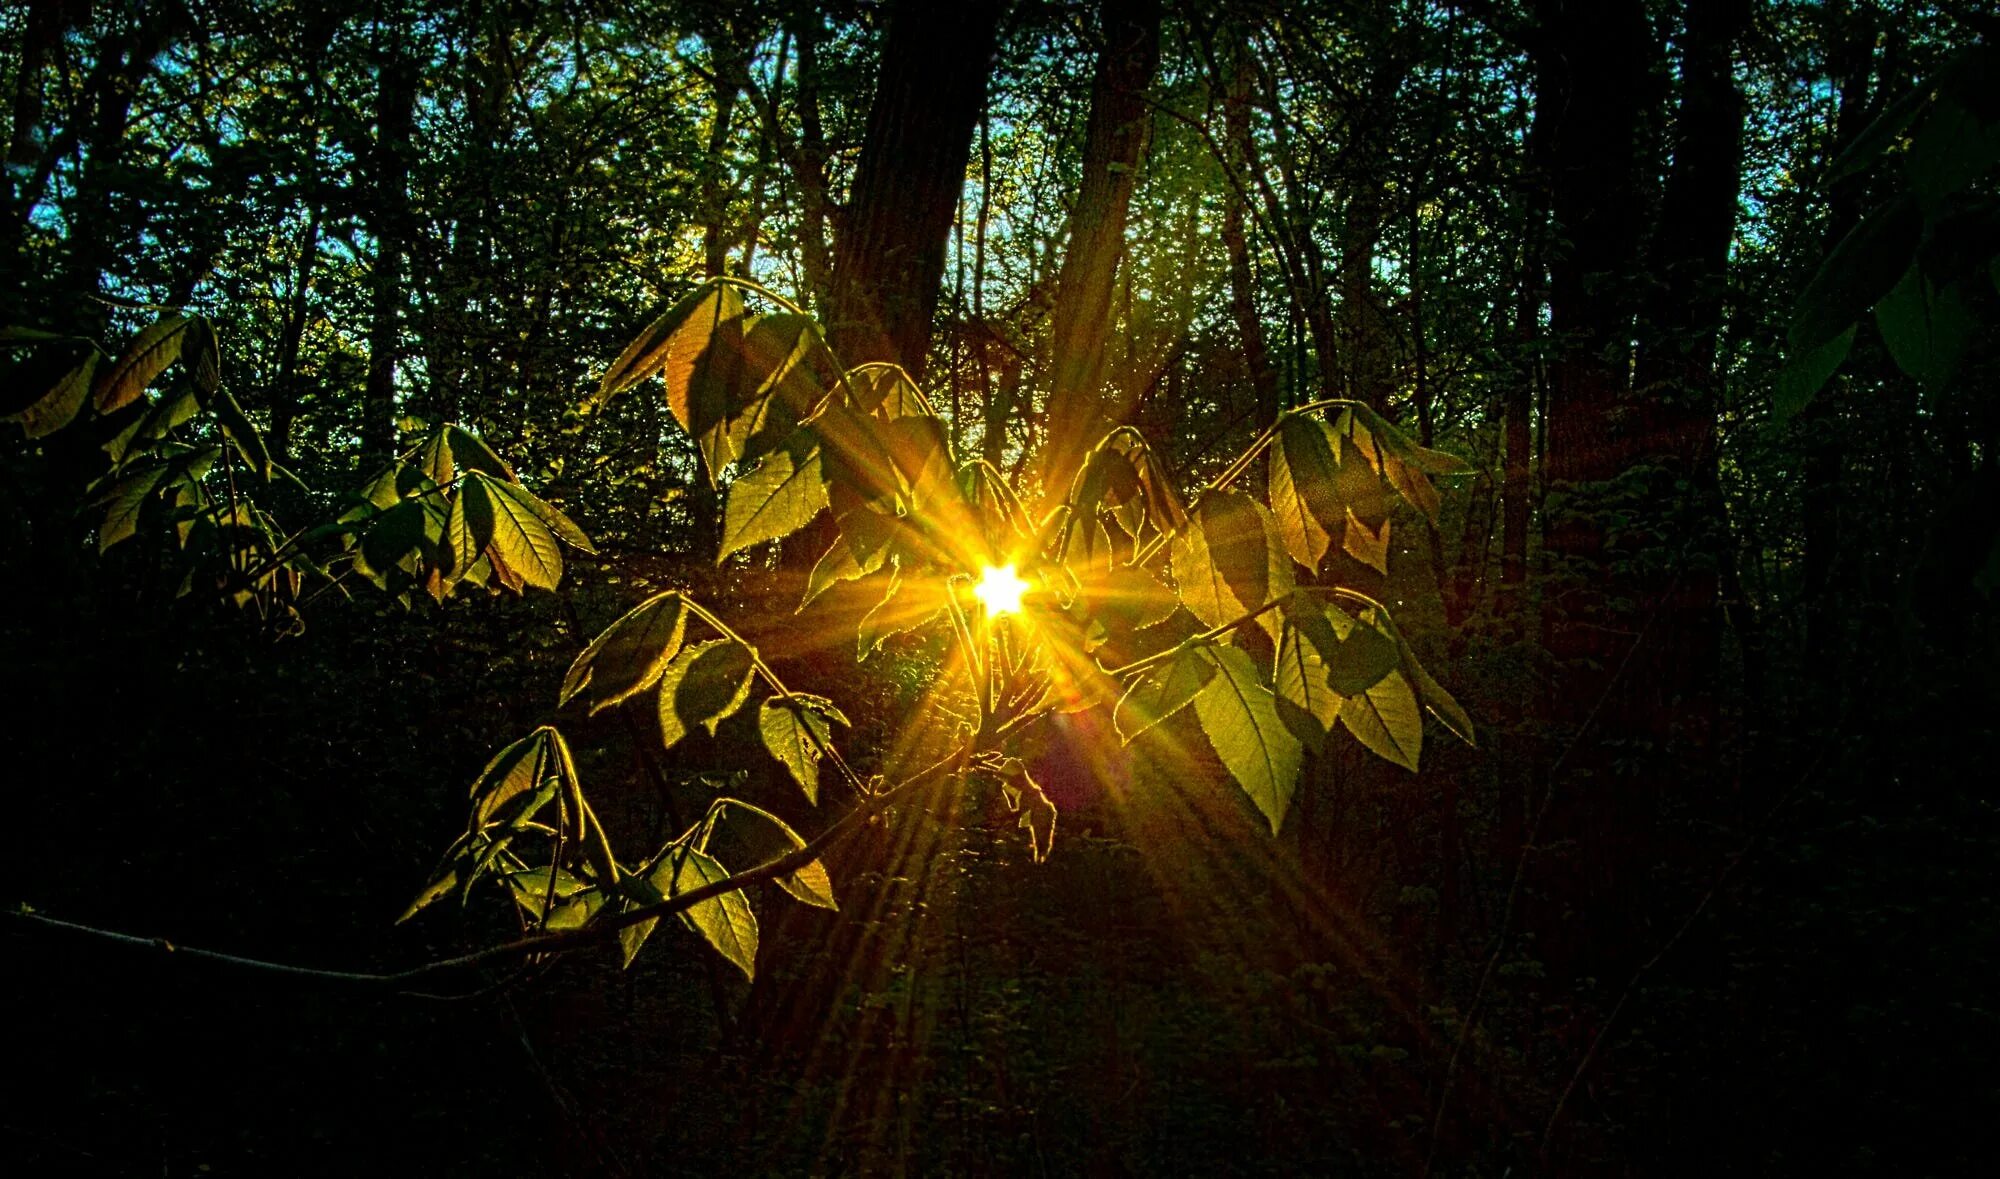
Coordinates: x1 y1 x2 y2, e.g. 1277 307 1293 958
2 0 1996 1173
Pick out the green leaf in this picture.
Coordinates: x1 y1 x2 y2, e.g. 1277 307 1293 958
1339 668 1423 772
561 592 690 713
1774 324 1856 421
1273 618 1343 751
98 466 168 552
595 281 747 413
658 639 757 751
1788 195 1921 355
1402 641 1476 748
1171 490 1293 645
8 350 97 439
94 314 190 413
468 472 563 590
649 846 758 980
489 477 595 555
721 431 828 559
183 316 221 397
1324 610 1401 695
710 798 839 909
799 530 888 610
1114 644 1217 743
444 424 517 481
1191 645 1302 834
1267 415 1340 569
360 498 431 581
759 693 846 804
1906 98 2000 206
397 868 460 924
208 388 272 480
1875 266 1977 390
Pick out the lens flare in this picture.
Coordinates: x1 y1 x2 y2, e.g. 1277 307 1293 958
973 564 1030 617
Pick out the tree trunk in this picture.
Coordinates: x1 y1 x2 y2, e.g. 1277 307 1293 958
1529 0 1664 974
362 42 418 466
826 0 1003 379
1039 0 1164 496
1221 45 1279 430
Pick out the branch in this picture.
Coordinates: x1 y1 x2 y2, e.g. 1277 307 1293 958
9 747 967 993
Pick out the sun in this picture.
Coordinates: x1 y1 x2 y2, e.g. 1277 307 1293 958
973 564 1031 617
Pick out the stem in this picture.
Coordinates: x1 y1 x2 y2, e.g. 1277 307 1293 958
1100 594 1291 679
680 597 870 799
10 745 970 991
1130 398 1366 568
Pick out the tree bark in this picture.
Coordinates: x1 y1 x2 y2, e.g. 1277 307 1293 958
1039 0 1164 496
826 0 1003 379
362 39 418 466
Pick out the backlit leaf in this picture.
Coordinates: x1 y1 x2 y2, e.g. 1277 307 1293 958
721 431 828 558
658 639 757 751
1267 415 1340 569
95 314 189 413
1339 668 1422 772
759 693 847 804
1172 490 1292 645
9 350 97 439
1192 644 1302 834
649 846 758 980
560 592 690 712
469 472 563 590
1114 644 1217 743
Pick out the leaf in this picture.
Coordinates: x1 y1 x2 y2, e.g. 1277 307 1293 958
799 531 887 610
658 639 757 751
1339 668 1423 772
1076 562 1177 636
1875 266 1977 390
489 476 595 554
98 466 168 552
721 431 827 559
1342 508 1392 575
359 498 432 581
1906 98 2000 206
1114 644 1217 743
779 858 839 911
650 846 758 980
1787 195 1922 355
397 868 460 924
560 592 690 712
1192 645 1302 834
469 472 563 590
1273 619 1343 751
468 731 557 828
182 316 221 397
94 314 190 413
1402 641 1476 748
1324 610 1401 695
1267 415 1340 569
711 798 839 909
208 388 272 480
8 350 97 438
759 693 846 804
444 424 517 481
1774 324 1856 421
1171 490 1292 645
595 281 746 411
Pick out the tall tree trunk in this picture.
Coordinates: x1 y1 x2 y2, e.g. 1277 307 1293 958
1627 0 1752 767
1221 44 1279 430
362 40 418 466
826 0 1003 378
1039 0 1164 495
1528 0 1664 974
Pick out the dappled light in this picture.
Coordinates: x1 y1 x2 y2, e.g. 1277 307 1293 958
5 0 1995 1175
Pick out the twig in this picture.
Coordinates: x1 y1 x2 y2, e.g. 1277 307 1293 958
10 747 966 991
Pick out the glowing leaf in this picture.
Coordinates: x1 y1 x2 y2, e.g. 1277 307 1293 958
560 592 690 713
1192 645 1302 834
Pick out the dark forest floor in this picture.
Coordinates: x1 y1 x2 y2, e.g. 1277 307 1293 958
4 569 1995 1176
